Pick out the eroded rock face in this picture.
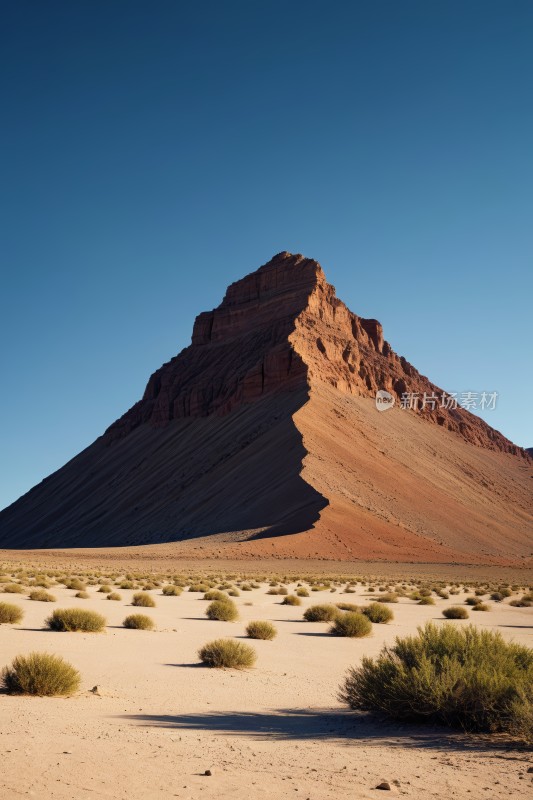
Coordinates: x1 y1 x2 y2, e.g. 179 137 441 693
106 251 524 457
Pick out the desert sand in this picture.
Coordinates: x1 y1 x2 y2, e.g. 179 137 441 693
1 570 531 800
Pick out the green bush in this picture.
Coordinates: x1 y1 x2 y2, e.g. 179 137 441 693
1 652 80 696
46 608 106 632
363 602 394 624
330 612 372 638
123 614 154 630
303 604 340 622
0 602 23 624
281 594 301 606
443 606 469 619
132 592 155 608
206 599 238 621
199 638 256 669
339 622 533 740
246 620 277 640
29 589 56 602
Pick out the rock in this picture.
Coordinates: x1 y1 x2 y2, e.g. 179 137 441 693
376 781 392 790
204 770 212 776
0 250 530 554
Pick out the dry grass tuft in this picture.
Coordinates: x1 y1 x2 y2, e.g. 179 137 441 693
198 638 256 669
1 652 80 696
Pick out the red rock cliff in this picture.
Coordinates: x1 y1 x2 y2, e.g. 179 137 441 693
106 251 524 458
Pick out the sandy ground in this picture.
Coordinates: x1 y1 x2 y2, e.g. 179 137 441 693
1 579 532 800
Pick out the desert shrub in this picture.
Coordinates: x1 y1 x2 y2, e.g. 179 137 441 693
375 593 398 603
330 612 372 638
198 638 256 669
499 588 512 598
0 602 23 624
465 596 479 606
474 589 486 597
75 591 89 599
339 622 533 740
510 595 533 608
3 583 24 594
418 588 432 597
277 587 288 596
443 606 469 619
119 580 134 590
66 579 85 591
46 608 106 632
281 594 301 606
204 590 228 601
188 583 209 593
132 592 155 608
472 603 490 612
162 585 182 596
336 602 360 612
206 599 238 621
29 589 56 603
98 585 112 593
246 620 277 640
123 614 154 630
1 652 80 696
303 604 340 622
418 596 435 605
363 602 394 623
437 590 450 599
296 587 309 597
107 592 122 601
490 592 504 602
240 583 252 591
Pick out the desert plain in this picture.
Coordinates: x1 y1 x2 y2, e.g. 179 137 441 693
0 556 531 800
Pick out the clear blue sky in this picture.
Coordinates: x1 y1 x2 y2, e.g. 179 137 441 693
1 1 532 511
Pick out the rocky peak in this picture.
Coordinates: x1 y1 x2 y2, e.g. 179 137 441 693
104 252 525 458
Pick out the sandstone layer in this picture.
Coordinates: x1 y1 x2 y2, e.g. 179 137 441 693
0 252 531 561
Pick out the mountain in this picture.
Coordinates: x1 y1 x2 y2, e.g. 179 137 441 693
0 251 531 563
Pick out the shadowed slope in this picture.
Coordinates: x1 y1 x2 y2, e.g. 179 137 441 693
0 390 327 548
